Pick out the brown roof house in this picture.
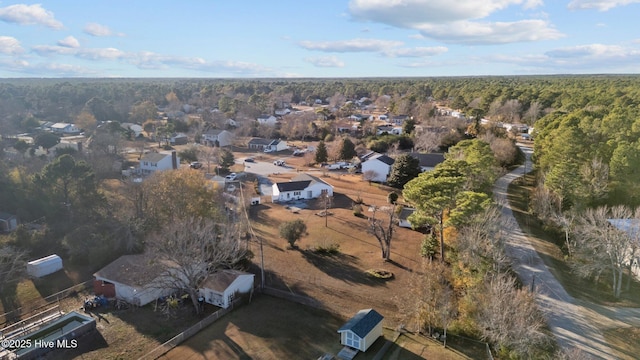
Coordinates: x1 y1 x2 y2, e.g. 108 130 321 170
93 253 175 306
198 269 254 309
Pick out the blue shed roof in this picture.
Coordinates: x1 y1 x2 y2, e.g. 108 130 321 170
338 309 383 338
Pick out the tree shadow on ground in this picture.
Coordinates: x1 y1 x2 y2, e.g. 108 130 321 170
0 281 21 324
299 250 386 287
48 328 109 360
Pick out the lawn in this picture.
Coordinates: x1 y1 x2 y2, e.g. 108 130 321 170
160 294 470 360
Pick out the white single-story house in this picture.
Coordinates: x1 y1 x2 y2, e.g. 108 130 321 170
0 212 18 232
93 253 175 306
121 123 144 137
272 173 333 202
198 269 254 309
398 208 417 229
376 125 394 135
361 153 395 183
248 138 287 152
257 114 278 126
202 129 234 147
50 140 83 156
275 108 291 116
409 153 446 172
338 309 384 352
51 122 81 135
140 151 179 175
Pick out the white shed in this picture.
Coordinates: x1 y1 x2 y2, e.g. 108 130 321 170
199 270 254 309
338 309 384 352
27 254 63 278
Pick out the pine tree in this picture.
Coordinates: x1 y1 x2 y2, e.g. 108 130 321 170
315 141 328 164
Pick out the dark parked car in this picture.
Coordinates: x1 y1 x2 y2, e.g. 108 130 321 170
244 158 255 163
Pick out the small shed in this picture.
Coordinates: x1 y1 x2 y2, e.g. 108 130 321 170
0 212 18 232
199 269 254 309
27 254 63 278
338 309 384 352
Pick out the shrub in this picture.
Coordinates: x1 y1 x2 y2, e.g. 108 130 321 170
420 234 438 260
366 269 394 279
324 133 334 142
279 219 307 248
353 204 363 216
388 192 398 204
312 242 340 255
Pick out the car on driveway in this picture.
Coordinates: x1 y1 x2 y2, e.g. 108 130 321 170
273 160 285 166
244 158 255 163
189 161 202 169
225 173 237 181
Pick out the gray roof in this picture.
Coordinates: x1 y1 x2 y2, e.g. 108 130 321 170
248 138 273 146
0 212 16 221
200 269 253 293
291 173 332 187
398 207 415 221
94 253 172 288
338 309 383 338
409 153 445 168
374 154 395 166
276 180 312 192
141 152 170 163
204 129 225 136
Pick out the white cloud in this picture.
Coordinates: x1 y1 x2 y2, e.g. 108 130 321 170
304 56 345 68
567 0 640 11
383 46 448 57
545 44 633 58
299 38 403 53
348 0 560 45
0 4 63 29
84 22 123 37
418 20 564 45
32 45 126 60
349 0 543 26
0 36 24 54
57 36 80 48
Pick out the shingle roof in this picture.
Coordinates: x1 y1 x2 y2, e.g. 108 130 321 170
338 309 384 338
374 154 395 166
276 180 312 192
398 207 415 221
248 138 273 146
291 173 332 187
205 129 224 136
93 253 173 287
200 269 253 293
0 212 16 221
141 152 169 163
409 153 445 168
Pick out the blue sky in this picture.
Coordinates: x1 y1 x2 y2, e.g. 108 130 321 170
1 0 640 78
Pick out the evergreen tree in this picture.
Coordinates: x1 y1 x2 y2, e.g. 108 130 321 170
388 154 421 189
339 138 357 160
219 149 235 171
315 141 328 164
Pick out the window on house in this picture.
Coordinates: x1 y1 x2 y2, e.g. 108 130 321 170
144 161 148 166
294 191 301 196
321 189 328 195
345 332 360 349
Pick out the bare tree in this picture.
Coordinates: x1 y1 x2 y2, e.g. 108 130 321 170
0 245 27 293
414 130 443 153
475 273 552 357
149 216 247 314
572 205 632 298
523 101 543 126
362 170 379 185
580 157 609 202
368 205 396 260
456 205 511 273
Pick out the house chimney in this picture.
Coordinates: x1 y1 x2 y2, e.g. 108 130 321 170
171 151 178 170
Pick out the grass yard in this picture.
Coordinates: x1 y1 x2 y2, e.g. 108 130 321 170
161 294 470 360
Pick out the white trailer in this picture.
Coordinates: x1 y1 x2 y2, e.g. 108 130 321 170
27 254 63 278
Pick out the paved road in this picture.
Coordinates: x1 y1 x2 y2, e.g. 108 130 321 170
494 144 614 359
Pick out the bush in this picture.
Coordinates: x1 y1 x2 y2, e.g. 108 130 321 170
353 204 363 216
279 219 307 248
324 134 334 142
420 234 438 260
388 192 398 204
311 242 340 255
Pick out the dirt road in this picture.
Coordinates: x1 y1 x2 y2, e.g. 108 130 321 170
494 144 614 359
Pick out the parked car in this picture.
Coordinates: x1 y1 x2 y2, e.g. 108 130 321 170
263 148 274 153
189 161 202 169
225 173 237 181
244 158 255 163
274 160 285 166
325 163 342 170
292 149 304 156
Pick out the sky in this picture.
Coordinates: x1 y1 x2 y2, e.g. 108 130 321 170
1 0 640 78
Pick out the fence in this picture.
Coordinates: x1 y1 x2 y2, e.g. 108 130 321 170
0 305 62 340
0 280 92 326
138 296 247 360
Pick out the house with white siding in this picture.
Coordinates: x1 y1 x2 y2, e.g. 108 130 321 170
51 122 81 135
199 270 254 309
202 129 234 147
338 309 384 352
361 153 395 183
272 173 333 202
257 114 277 126
139 151 179 175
